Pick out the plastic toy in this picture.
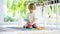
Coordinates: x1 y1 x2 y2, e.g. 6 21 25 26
37 27 45 30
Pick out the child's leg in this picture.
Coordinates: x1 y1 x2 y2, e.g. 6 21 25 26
24 23 32 28
32 24 38 28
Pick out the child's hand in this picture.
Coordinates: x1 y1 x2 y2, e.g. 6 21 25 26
27 20 31 23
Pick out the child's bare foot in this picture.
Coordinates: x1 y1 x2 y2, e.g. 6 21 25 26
23 25 27 28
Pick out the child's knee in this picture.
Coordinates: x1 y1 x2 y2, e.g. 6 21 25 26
23 24 32 28
32 24 37 28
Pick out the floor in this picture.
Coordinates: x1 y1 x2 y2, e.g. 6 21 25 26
0 27 60 34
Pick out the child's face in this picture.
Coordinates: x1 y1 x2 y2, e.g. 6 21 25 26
29 5 36 13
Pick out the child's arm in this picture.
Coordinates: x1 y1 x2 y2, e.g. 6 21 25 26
31 18 37 23
31 18 35 23
31 13 37 23
26 18 36 24
26 13 31 23
25 18 30 23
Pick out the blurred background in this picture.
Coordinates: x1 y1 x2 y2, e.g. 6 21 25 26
1 0 60 27
0 0 60 34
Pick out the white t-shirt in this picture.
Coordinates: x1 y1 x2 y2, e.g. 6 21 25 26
26 12 37 25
